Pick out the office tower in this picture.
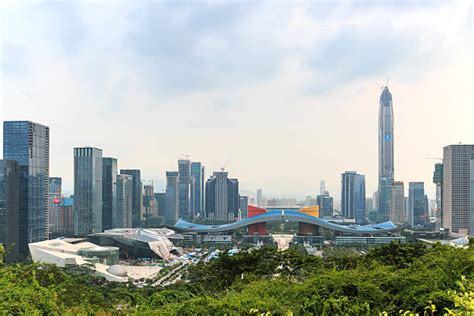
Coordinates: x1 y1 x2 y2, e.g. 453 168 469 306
165 171 179 226
317 194 334 217
205 171 239 221
102 158 117 231
365 198 373 216
143 183 156 220
443 144 474 234
114 174 133 228
408 182 427 228
178 159 192 219
470 158 474 235
3 121 49 254
433 163 443 229
320 180 326 195
74 147 103 236
119 169 142 227
390 181 406 225
60 197 74 236
341 171 366 224
239 196 249 219
227 178 239 219
48 177 62 237
0 160 20 261
154 192 166 218
378 86 394 222
191 162 205 218
256 189 263 207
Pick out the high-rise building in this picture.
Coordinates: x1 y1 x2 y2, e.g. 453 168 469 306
433 163 443 229
191 162 205 218
239 195 248 219
154 192 166 218
143 183 156 220
205 171 239 221
102 158 117 231
178 159 192 220
59 197 74 236
119 169 142 227
114 174 133 228
470 158 474 235
320 180 326 195
317 194 334 217
256 189 263 207
408 182 427 228
3 121 50 254
165 171 179 226
0 160 20 261
341 171 366 224
442 144 474 234
48 177 62 237
390 181 406 225
365 198 373 217
378 86 394 222
74 147 103 236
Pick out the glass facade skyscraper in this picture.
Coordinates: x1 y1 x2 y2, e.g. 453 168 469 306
178 159 192 220
0 159 20 261
408 182 427 228
191 162 205 218
341 171 366 224
205 171 239 222
165 171 179 226
74 147 103 236
102 158 117 231
378 87 394 222
120 169 142 228
3 121 50 254
48 177 62 237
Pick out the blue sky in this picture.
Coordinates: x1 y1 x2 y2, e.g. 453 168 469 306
1 0 472 200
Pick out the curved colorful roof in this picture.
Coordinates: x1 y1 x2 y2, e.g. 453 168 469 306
174 210 397 234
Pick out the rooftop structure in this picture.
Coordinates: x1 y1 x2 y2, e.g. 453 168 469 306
29 239 162 282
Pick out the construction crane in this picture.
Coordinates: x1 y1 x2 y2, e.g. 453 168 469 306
220 158 231 172
425 157 442 161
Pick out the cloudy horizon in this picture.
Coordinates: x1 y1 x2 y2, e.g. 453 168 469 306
1 1 473 200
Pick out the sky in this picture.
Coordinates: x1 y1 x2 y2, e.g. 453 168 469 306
1 0 473 200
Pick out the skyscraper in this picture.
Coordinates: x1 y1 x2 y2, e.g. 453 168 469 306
178 159 192 219
102 158 117 231
378 86 394 222
191 162 205 218
341 171 366 224
74 147 103 236
239 195 248 219
143 183 156 220
154 192 166 218
317 194 334 217
48 177 62 237
114 174 133 228
205 171 239 222
320 180 326 195
256 189 263 207
0 160 20 261
442 144 474 234
3 121 50 254
408 182 427 228
390 181 406 225
433 163 443 229
120 169 142 228
165 171 179 226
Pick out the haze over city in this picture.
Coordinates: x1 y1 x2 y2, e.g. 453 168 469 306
1 1 472 198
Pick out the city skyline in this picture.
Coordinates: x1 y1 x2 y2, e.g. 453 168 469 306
1 1 472 198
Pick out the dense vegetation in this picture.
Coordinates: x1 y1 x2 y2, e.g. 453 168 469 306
1 242 473 315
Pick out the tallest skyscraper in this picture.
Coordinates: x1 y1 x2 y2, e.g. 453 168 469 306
378 86 394 222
